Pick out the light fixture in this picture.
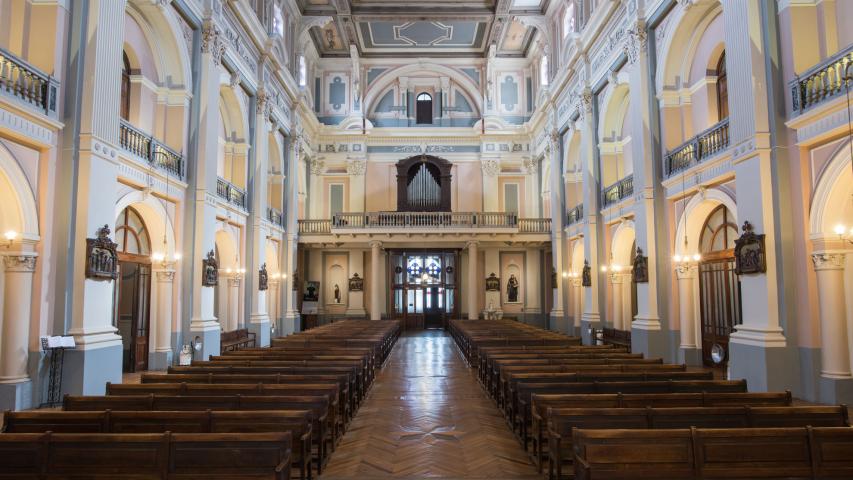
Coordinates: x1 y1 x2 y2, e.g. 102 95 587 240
561 271 568 278
3 230 17 248
834 224 853 245
151 149 182 269
672 169 701 267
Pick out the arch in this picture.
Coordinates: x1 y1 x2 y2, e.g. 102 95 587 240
674 187 737 256
215 227 240 271
698 204 738 254
115 190 177 257
265 240 280 275
219 87 249 142
0 142 39 239
810 140 853 237
363 63 483 118
563 127 582 174
611 221 637 267
598 82 630 142
570 239 585 275
656 1 723 94
124 1 192 88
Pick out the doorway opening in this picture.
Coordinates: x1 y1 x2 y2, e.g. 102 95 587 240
113 206 152 373
389 249 459 331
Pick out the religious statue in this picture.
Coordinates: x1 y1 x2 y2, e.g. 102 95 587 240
507 274 519 303
632 247 649 283
202 250 218 287
348 273 364 291
734 221 766 275
85 224 118 280
582 260 591 287
485 272 500 291
258 263 269 291
334 284 341 303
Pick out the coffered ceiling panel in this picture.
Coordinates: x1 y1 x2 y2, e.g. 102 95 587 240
356 20 489 55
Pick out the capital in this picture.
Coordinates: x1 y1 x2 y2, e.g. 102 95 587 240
812 252 846 271
201 20 226 66
370 240 383 250
155 269 176 282
3 253 37 272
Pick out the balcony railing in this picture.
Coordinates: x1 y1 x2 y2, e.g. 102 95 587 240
216 177 247 209
665 118 730 176
791 44 853 114
602 174 634 208
567 203 584 225
0 47 58 117
267 206 284 226
299 212 552 234
119 120 185 180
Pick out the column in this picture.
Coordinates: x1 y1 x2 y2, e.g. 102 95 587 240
268 279 280 336
610 274 624 331
625 17 668 358
283 132 303 334
467 241 479 320
185 17 227 359
571 278 583 331
578 88 602 344
149 266 175 371
247 91 272 347
481 156 500 211
484 247 501 317
525 248 542 326
676 265 701 365
370 241 383 320
723 0 792 391
228 275 242 332
0 253 37 410
547 130 566 331
62 0 127 395
347 250 366 317
811 253 853 403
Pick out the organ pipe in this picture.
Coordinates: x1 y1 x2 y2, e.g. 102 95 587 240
407 163 440 210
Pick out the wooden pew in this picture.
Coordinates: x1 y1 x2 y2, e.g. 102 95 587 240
547 406 850 479
220 328 257 353
64 394 333 474
0 432 291 479
571 426 853 480
2 410 312 480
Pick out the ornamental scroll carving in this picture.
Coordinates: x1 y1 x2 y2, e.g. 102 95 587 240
3 254 37 272
201 20 226 66
734 221 766 275
85 225 118 281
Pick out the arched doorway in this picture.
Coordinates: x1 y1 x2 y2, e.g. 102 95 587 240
697 204 742 367
396 155 452 212
113 206 152 373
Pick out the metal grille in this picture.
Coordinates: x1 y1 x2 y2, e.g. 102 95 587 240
698 257 742 366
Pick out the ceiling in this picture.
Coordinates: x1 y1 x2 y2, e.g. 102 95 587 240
298 0 548 58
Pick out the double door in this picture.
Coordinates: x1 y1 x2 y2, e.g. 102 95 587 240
398 286 450 330
389 250 459 331
698 254 742 367
113 259 151 373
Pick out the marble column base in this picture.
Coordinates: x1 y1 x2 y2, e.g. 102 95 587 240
248 314 271 347
148 349 173 371
631 326 668 359
729 342 799 393
818 376 853 405
0 379 32 411
63 342 122 396
679 346 703 366
580 316 601 345
188 323 222 362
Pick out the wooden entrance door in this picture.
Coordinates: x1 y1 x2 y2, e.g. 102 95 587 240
116 260 152 372
423 287 444 329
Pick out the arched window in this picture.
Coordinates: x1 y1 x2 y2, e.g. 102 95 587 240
540 55 549 86
699 204 738 254
121 51 131 121
416 92 432 124
716 51 728 121
298 55 307 87
115 206 151 257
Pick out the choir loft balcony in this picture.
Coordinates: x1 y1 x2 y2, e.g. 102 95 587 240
298 212 552 240
216 177 248 210
119 120 185 180
602 174 634 208
664 118 730 177
0 47 59 119
790 44 852 115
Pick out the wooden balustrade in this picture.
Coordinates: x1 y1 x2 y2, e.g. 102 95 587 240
0 47 58 117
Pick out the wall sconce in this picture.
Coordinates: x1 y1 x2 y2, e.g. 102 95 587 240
3 230 17 248
834 224 853 245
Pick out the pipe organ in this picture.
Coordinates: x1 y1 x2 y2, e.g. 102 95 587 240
407 163 441 211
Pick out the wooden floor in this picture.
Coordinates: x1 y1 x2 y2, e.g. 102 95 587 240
320 330 539 479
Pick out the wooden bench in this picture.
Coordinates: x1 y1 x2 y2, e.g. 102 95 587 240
2 409 312 480
64 394 333 474
571 426 853 480
548 406 850 479
0 431 291 479
526 390 793 473
221 328 257 353
590 327 631 349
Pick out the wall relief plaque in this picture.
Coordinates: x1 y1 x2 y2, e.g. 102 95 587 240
734 221 766 275
85 225 118 280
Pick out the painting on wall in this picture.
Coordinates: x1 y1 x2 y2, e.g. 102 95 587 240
303 281 320 302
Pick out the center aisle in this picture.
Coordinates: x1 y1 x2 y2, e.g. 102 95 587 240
320 330 539 479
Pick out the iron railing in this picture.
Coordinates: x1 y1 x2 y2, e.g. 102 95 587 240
301 212 552 234
0 47 58 117
216 177 247 209
119 120 185 179
665 118 730 176
267 206 284 226
790 44 853 114
602 174 634 207
567 203 584 225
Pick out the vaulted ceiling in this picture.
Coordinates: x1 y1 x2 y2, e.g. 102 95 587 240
298 0 549 58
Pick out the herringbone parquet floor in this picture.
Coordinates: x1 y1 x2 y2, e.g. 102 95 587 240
320 330 539 480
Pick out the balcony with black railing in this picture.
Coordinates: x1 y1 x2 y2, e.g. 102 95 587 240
602 174 634 208
0 47 59 117
790 44 853 114
567 203 584 225
216 177 247 210
665 118 730 176
119 120 185 180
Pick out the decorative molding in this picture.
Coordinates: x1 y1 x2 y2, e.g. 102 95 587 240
3 254 37 272
155 269 176 282
522 156 538 175
346 159 366 176
734 221 766 275
201 20 226 66
811 252 846 271
623 20 647 65
481 158 500 177
85 225 118 281
309 157 326 175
